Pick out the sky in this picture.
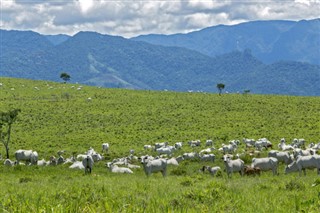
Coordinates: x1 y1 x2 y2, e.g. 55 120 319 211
1 0 319 38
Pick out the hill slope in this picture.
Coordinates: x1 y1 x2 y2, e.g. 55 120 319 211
0 78 319 156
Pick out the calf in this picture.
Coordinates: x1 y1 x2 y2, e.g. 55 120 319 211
244 165 261 176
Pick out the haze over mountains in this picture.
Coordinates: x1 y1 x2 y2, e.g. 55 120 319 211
0 19 319 96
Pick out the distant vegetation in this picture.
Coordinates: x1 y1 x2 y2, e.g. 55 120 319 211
0 77 320 212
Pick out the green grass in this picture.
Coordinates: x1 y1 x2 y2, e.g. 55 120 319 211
0 77 320 212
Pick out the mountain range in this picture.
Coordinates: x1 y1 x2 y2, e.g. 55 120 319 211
0 19 319 96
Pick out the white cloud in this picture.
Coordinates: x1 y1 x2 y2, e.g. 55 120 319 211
0 0 319 37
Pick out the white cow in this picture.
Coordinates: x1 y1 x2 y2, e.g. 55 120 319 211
293 148 313 159
37 159 48 166
69 161 85 170
222 144 237 154
223 155 244 178
199 147 215 155
188 140 201 147
243 138 255 148
144 145 153 150
108 163 133 174
205 140 213 146
154 142 169 150
268 150 293 165
182 152 199 160
3 159 15 166
174 142 183 149
140 157 167 177
202 166 221 176
15 150 38 165
156 146 176 156
82 155 94 174
200 154 215 162
166 157 179 166
291 138 305 148
102 143 109 153
251 157 278 175
285 155 320 176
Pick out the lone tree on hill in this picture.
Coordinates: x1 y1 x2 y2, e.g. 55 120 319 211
0 109 21 159
60 72 71 83
216 83 225 95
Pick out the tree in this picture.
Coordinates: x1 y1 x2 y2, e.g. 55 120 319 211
60 72 71 83
0 109 21 159
216 83 225 95
243 89 251 95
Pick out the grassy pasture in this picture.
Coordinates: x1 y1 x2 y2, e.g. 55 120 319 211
0 77 320 212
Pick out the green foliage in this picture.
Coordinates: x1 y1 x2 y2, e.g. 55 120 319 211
0 108 21 158
60 72 71 83
217 83 225 95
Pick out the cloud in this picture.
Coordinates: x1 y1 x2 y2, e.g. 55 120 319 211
1 0 319 37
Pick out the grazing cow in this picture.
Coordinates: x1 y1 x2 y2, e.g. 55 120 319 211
244 165 261 176
37 159 48 166
166 157 179 166
255 138 272 150
278 139 294 151
144 145 153 150
102 143 109 153
174 142 183 149
251 157 278 175
182 152 199 160
222 144 237 154
202 166 221 176
285 155 320 176
291 138 305 148
82 155 94 174
175 155 184 163
293 148 313 159
205 140 213 146
156 146 176 156
223 155 244 178
154 142 169 150
15 150 38 165
243 138 256 148
3 159 15 166
188 140 201 147
199 147 215 155
140 157 167 177
200 154 215 162
268 150 293 165
92 153 103 162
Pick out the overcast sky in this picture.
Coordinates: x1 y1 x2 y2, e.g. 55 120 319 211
1 0 319 38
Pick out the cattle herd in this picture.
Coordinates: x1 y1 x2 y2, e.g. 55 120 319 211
2 138 320 178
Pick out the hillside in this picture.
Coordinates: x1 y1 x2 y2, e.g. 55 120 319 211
1 28 320 96
132 19 320 65
0 77 319 157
